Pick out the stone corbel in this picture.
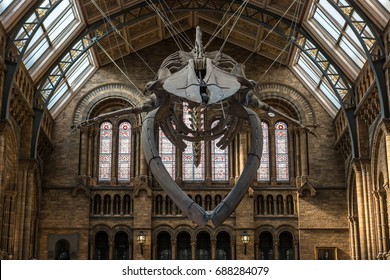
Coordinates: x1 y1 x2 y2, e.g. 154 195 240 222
133 176 152 198
298 177 317 197
383 182 389 194
71 176 90 198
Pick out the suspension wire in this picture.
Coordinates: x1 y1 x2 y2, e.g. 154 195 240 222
204 0 236 50
214 0 249 63
99 0 129 78
146 0 192 51
242 0 297 65
145 0 184 51
95 40 144 96
159 0 193 49
256 39 291 84
277 0 302 71
90 0 156 75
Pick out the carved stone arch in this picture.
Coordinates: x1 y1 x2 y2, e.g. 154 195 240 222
90 224 113 240
257 82 317 126
214 225 235 240
371 121 388 190
133 181 152 198
346 165 358 218
255 225 277 240
72 83 147 127
194 226 214 239
153 225 174 242
173 225 195 240
112 225 132 238
275 225 298 241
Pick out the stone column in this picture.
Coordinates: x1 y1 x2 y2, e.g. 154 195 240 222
89 236 94 259
353 161 368 259
373 191 383 258
379 191 389 255
92 126 99 183
211 239 216 260
299 129 308 179
294 240 299 260
171 240 176 260
348 216 359 260
109 241 114 260
191 240 196 260
361 165 372 259
294 128 301 180
79 127 88 176
273 240 279 260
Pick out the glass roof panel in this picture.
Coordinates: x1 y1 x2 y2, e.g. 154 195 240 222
310 0 367 70
0 0 14 15
378 0 390 12
15 0 81 71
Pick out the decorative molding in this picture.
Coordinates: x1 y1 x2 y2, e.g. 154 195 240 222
257 82 317 126
72 83 147 126
298 177 317 197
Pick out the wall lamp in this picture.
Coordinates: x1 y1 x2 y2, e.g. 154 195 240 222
137 231 146 255
241 231 250 255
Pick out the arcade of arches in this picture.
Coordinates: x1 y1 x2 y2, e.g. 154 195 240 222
0 0 390 261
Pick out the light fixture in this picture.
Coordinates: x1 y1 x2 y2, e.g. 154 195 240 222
137 231 146 255
267 111 275 118
241 231 250 255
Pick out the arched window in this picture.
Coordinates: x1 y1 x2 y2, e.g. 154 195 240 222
123 195 132 215
93 195 101 215
159 128 176 178
114 231 129 260
95 231 109 260
176 232 191 260
211 120 229 181
276 195 284 215
259 232 273 260
103 195 111 215
279 231 294 260
256 195 265 215
275 121 289 181
196 231 211 260
99 122 112 181
257 122 270 181
113 195 121 215
118 122 131 181
216 232 231 260
157 232 172 260
55 239 70 260
286 195 294 215
182 103 204 181
267 195 274 215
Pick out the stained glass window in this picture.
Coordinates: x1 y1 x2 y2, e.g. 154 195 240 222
275 121 289 181
159 128 176 178
211 120 228 181
99 122 112 181
257 122 270 181
118 122 131 181
182 103 204 181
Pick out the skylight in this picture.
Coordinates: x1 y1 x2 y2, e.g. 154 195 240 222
14 0 80 70
310 0 367 69
0 0 14 15
378 0 390 12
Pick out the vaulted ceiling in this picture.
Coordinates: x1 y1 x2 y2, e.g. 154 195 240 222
1 0 389 117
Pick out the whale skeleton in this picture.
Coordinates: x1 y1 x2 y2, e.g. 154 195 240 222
74 27 316 226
